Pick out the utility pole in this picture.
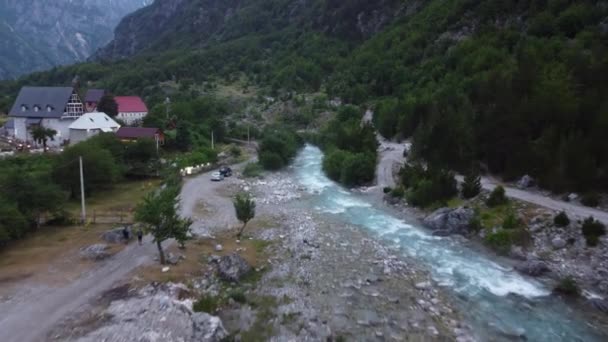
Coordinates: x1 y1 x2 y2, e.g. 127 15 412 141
211 130 215 150
79 156 86 224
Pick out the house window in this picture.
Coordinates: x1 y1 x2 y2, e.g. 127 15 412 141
34 105 40 112
47 105 53 112
21 105 27 112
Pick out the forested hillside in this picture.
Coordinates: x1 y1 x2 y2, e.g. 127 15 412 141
1 0 607 192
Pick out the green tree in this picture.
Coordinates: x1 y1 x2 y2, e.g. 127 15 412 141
135 186 192 264
53 142 120 198
29 125 57 151
233 193 256 239
175 121 191 152
461 171 482 199
97 94 119 117
486 186 508 207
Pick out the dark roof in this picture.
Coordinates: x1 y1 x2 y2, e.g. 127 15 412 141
85 89 105 103
9 86 74 118
116 127 161 139
3 119 14 129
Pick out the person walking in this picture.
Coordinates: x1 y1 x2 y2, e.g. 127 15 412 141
137 228 143 246
122 227 129 245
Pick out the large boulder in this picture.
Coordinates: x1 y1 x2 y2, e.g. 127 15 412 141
423 207 476 236
192 312 228 341
517 175 535 189
101 226 132 244
515 260 550 277
79 244 111 261
217 253 252 282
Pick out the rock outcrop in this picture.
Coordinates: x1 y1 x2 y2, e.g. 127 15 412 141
216 253 251 282
79 244 111 261
101 227 132 244
423 207 475 236
75 283 227 342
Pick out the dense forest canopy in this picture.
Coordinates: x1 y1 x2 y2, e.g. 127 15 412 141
1 0 607 192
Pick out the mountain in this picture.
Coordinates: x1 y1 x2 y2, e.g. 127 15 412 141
0 0 151 79
94 0 408 60
2 0 608 192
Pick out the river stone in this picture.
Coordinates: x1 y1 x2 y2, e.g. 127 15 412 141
217 253 251 282
551 237 567 250
79 244 110 261
509 246 527 261
192 312 228 341
423 207 476 236
515 260 550 277
101 227 131 244
589 298 608 314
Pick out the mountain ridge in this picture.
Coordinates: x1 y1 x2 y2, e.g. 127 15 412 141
0 0 151 79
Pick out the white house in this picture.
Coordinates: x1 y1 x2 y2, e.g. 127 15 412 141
69 112 121 144
8 86 84 146
115 96 148 125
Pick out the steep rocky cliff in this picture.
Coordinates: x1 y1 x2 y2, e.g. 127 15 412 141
95 0 408 60
0 0 151 79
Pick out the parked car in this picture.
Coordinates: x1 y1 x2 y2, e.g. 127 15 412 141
219 166 232 177
211 171 224 182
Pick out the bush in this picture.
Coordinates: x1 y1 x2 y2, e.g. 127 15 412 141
554 211 570 227
461 171 482 199
502 210 520 229
581 216 605 247
390 187 405 198
405 169 457 208
383 187 392 194
193 295 221 313
581 192 600 207
243 163 263 178
229 290 247 304
553 277 580 296
230 145 242 157
486 186 508 207
259 151 284 170
485 229 513 254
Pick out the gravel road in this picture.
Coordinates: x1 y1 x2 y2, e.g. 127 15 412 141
455 175 608 224
0 164 240 342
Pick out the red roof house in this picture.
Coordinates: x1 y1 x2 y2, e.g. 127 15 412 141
115 96 149 125
116 127 164 145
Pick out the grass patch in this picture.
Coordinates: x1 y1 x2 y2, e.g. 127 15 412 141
193 295 223 313
242 162 264 178
478 203 513 229
65 179 160 218
239 295 277 341
447 197 465 208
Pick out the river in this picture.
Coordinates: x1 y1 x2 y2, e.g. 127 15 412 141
292 145 606 341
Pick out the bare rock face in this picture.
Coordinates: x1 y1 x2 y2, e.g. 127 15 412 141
423 207 476 236
0 0 151 78
217 253 252 282
75 283 227 342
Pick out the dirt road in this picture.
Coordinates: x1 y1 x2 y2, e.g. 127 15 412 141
455 175 608 224
376 135 408 188
0 165 240 342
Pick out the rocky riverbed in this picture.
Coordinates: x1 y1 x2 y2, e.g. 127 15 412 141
46 170 472 341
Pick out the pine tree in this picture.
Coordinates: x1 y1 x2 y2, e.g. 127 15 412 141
462 171 482 199
233 193 256 239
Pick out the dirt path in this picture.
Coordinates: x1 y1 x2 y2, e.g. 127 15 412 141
376 135 407 188
0 164 242 342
